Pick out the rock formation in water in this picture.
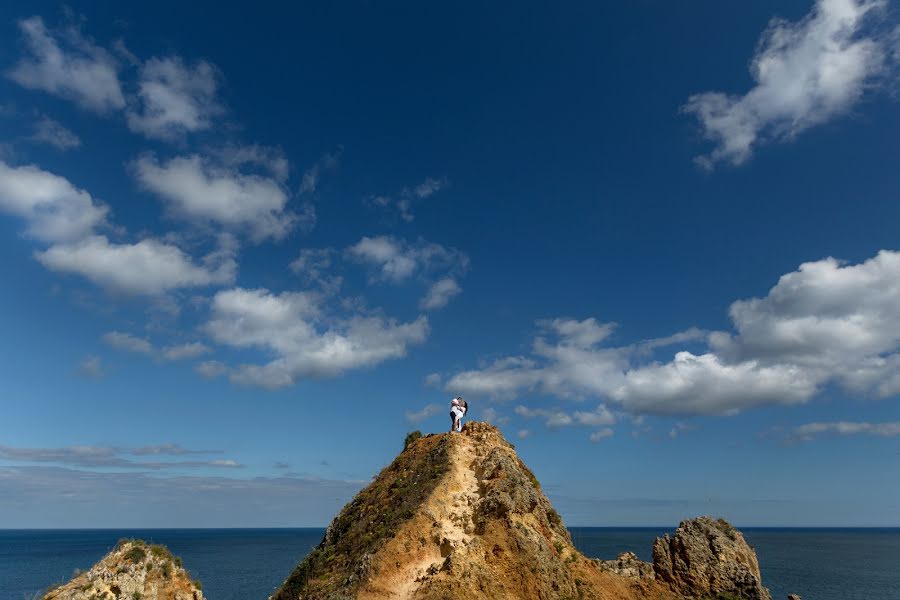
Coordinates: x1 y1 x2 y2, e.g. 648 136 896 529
652 516 772 600
270 422 771 600
42 539 204 600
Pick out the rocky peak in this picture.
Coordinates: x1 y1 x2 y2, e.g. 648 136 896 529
42 539 203 600
273 423 679 599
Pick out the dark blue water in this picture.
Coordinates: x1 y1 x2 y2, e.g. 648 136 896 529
3 528 899 600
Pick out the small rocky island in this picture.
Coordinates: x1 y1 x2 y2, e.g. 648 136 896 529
46 423 794 599
42 539 203 600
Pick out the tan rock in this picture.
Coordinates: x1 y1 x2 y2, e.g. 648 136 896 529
652 516 771 600
270 422 682 600
42 540 203 600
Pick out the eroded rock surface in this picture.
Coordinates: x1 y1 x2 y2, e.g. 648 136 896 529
596 551 655 580
42 539 203 600
652 516 772 600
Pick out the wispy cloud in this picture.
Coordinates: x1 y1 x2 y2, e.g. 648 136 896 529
0 443 240 470
0 466 363 527
787 420 900 442
368 176 449 222
404 403 443 424
29 116 81 150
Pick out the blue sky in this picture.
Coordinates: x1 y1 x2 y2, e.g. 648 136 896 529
1 0 899 528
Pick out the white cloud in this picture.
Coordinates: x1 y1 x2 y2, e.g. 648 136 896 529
788 420 900 441
216 144 289 182
133 154 298 241
162 342 211 361
126 56 223 140
405 403 443 424
573 404 617 426
7 16 124 113
368 176 448 222
78 355 104 378
195 360 227 379
299 147 342 195
517 429 533 440
38 234 236 295
449 251 900 417
668 421 697 439
102 331 154 354
290 248 336 281
29 116 81 150
684 0 890 167
589 428 614 443
347 235 468 284
204 287 429 388
0 161 108 243
515 403 616 429
411 177 447 199
610 352 817 416
423 372 442 387
420 277 462 310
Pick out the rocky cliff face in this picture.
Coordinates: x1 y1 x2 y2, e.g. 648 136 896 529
271 422 767 600
42 540 204 600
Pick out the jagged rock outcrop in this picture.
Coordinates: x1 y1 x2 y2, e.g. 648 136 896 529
652 516 771 600
596 551 655 580
42 539 204 600
272 422 680 600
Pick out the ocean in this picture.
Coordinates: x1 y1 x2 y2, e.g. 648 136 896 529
3 528 899 600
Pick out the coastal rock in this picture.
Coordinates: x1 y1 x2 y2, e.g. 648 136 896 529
652 516 772 600
270 422 775 600
787 595 802 600
42 539 203 600
271 422 677 600
596 551 655 579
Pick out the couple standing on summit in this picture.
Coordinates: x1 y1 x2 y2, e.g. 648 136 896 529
449 396 468 433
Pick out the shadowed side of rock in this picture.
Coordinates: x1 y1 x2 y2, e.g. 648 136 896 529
269 432 453 600
42 539 203 600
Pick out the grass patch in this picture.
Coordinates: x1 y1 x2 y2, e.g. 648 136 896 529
124 546 146 564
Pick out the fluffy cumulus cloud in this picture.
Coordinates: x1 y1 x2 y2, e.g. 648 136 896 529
29 116 82 150
684 0 892 168
7 16 124 113
0 161 108 243
38 234 236 295
126 56 223 140
204 287 429 388
448 251 900 416
133 154 299 241
0 160 237 295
